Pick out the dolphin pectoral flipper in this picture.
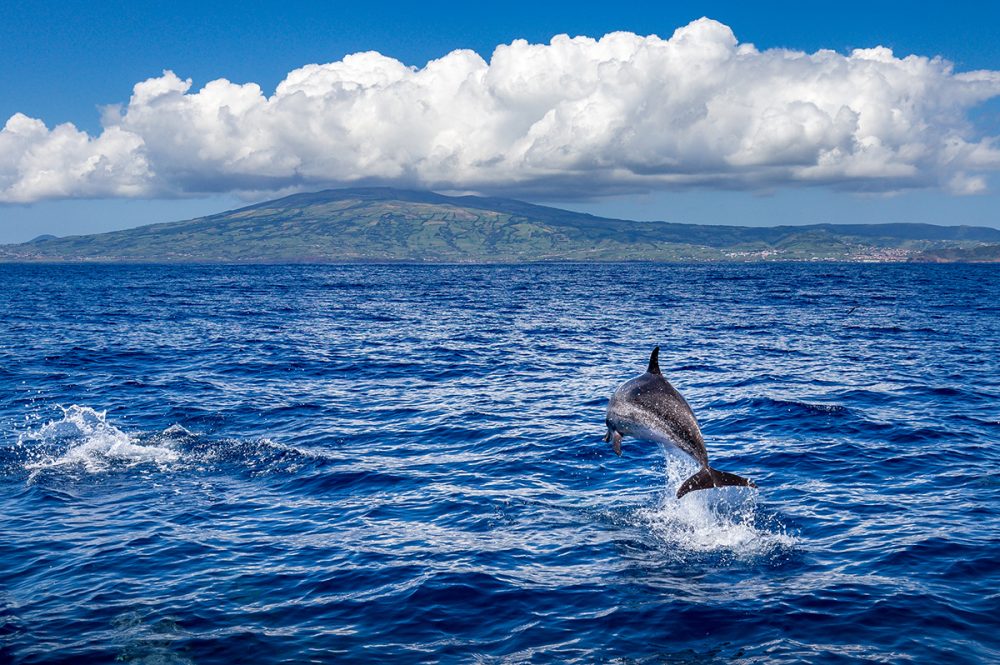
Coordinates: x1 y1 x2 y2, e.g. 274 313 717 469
603 425 623 455
677 467 755 499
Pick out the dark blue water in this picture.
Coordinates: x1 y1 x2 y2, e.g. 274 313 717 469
1 263 998 664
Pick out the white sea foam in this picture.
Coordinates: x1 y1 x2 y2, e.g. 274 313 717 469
635 454 796 559
14 406 323 482
22 405 180 481
162 423 194 437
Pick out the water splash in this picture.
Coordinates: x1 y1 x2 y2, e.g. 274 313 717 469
20 405 179 481
634 454 796 561
11 405 326 483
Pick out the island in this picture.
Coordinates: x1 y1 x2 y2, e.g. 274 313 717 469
2 188 999 263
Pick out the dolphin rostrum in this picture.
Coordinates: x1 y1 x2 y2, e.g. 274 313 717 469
604 346 756 499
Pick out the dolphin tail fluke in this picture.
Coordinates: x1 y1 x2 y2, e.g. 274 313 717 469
676 466 756 499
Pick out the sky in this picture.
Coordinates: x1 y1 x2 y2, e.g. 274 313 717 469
1 0 999 242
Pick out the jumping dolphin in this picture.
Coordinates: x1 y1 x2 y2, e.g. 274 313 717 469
604 346 756 499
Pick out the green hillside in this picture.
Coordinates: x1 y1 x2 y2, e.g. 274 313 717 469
3 188 999 263
911 244 1000 263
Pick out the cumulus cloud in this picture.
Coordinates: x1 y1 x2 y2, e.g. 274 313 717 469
0 114 151 202
3 17 1000 203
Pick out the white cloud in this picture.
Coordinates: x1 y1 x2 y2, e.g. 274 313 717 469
2 18 1000 203
0 114 151 203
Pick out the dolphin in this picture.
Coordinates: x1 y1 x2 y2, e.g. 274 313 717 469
604 346 756 499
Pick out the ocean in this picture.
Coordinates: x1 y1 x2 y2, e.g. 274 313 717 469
1 263 997 663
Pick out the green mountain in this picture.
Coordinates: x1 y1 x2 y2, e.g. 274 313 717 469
3 188 999 263
911 243 1000 263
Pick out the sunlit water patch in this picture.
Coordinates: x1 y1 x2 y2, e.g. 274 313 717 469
1 263 998 664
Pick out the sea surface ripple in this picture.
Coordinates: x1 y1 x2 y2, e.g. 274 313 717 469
1 263 998 664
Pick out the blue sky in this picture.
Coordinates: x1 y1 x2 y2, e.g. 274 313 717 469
2 0 999 242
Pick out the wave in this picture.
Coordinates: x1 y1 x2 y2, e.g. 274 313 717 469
8 405 329 484
712 397 851 429
19 406 180 482
755 397 848 415
673 363 726 373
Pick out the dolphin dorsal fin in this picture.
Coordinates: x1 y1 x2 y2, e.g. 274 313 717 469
646 346 661 374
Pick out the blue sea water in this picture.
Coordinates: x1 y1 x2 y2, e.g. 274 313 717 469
0 263 998 664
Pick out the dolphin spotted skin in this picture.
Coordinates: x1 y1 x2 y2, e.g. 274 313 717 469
605 346 756 499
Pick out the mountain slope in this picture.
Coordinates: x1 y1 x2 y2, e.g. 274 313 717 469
911 243 1000 263
3 188 999 263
